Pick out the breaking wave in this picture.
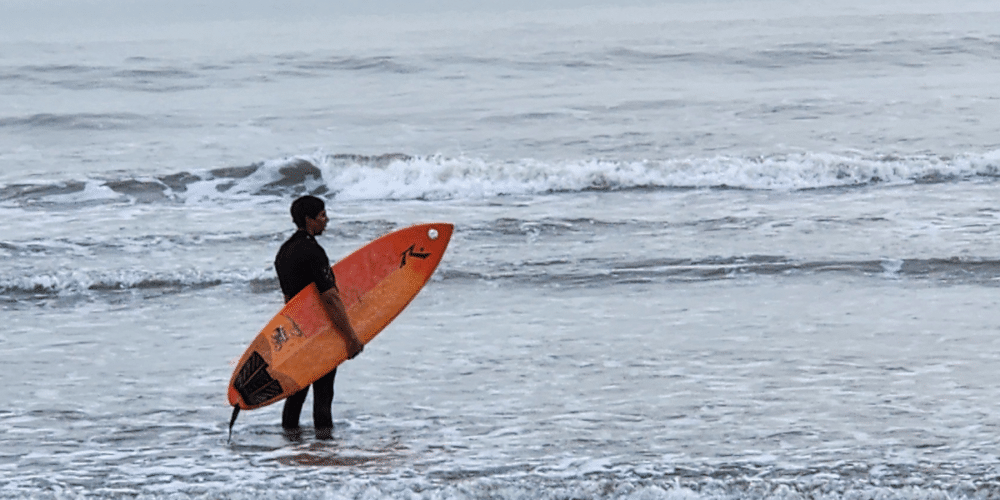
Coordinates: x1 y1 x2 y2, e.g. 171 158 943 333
0 268 276 298
3 150 1000 207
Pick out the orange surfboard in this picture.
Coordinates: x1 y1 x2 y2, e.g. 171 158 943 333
227 223 453 412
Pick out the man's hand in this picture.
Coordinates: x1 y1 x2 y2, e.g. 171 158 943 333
346 336 364 359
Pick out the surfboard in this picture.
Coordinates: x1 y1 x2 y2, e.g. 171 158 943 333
227 223 453 414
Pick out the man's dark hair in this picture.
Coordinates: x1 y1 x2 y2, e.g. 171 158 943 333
290 195 325 229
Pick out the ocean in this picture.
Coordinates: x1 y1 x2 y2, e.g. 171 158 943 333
3 0 1000 498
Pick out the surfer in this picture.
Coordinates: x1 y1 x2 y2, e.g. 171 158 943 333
274 195 364 436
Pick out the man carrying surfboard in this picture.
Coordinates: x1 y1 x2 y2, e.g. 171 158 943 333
274 195 364 435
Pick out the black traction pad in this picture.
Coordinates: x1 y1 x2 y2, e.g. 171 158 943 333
233 351 284 406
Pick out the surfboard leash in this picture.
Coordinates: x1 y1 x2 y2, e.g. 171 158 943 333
227 405 240 443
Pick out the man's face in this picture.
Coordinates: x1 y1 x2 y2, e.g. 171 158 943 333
306 210 328 235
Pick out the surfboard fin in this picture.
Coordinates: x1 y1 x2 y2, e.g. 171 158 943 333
228 405 240 442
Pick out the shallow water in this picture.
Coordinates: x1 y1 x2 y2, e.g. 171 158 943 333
6 270 1000 498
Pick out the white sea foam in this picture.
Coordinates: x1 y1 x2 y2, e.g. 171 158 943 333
0 267 274 295
42 180 126 204
307 150 1000 199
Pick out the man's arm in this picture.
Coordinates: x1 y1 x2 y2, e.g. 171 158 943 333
319 287 364 359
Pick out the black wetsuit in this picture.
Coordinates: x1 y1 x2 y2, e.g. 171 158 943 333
274 230 338 430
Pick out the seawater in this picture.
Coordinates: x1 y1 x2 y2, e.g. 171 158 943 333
3 1 1000 498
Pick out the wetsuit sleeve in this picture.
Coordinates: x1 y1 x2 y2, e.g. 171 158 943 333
308 246 338 294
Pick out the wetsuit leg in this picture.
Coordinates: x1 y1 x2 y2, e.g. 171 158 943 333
282 386 310 429
312 368 337 429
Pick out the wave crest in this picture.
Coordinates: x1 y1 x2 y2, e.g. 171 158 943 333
1 269 276 297
2 150 1000 207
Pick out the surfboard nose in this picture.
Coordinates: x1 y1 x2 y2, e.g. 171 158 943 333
426 223 454 246
404 223 453 272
